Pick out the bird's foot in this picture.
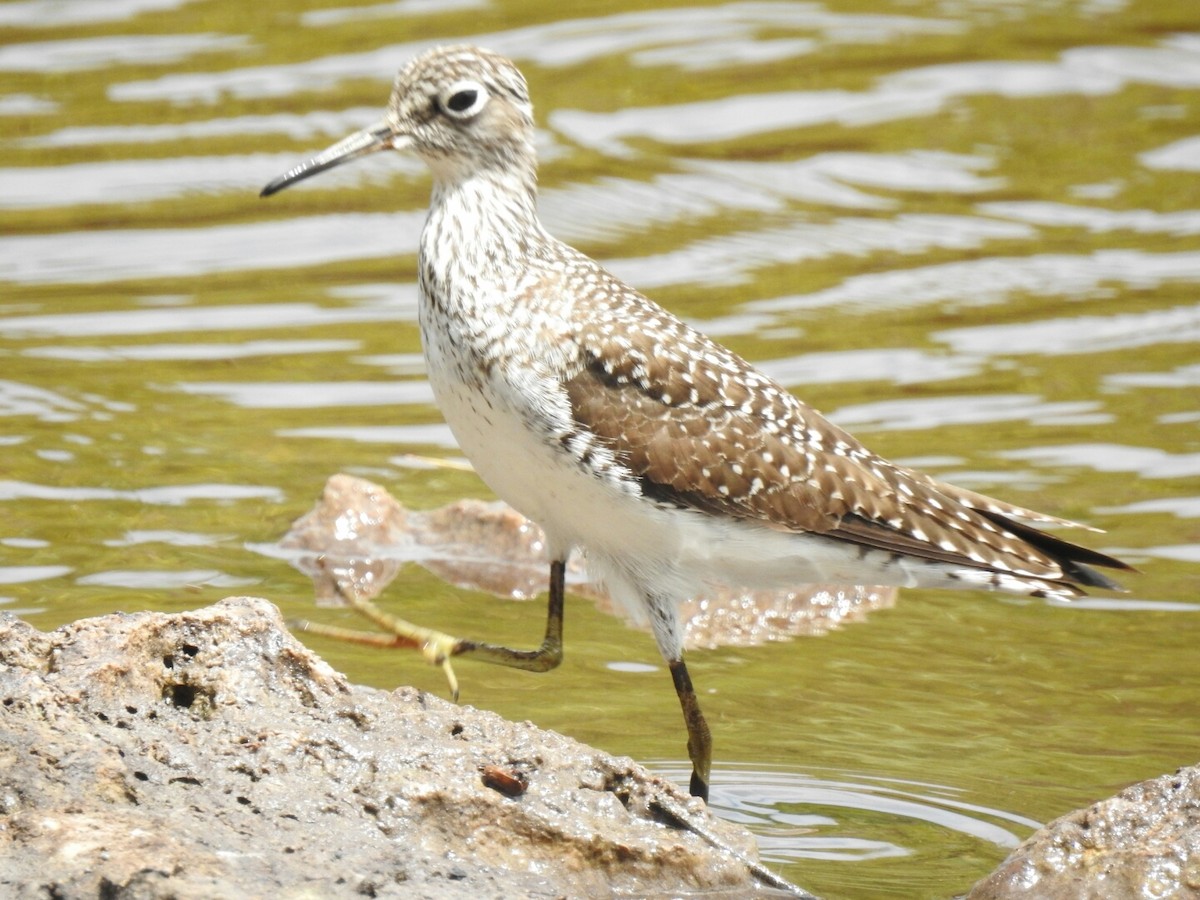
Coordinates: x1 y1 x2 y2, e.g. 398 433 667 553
417 631 462 701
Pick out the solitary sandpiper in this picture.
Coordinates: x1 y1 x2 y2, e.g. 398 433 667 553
262 45 1132 802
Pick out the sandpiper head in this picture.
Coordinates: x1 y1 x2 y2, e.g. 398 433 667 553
261 45 534 197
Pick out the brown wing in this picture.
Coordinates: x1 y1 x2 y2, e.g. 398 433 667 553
563 292 1129 590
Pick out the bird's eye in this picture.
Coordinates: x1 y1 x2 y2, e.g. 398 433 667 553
438 80 488 119
448 89 477 111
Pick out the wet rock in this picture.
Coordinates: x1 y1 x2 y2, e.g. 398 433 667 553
278 472 415 606
274 473 895 649
0 598 780 898
969 764 1200 899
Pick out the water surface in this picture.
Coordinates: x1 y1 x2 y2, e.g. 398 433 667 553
2 2 1199 897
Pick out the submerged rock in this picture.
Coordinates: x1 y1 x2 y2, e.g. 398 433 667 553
0 598 791 898
273 473 896 649
969 764 1200 899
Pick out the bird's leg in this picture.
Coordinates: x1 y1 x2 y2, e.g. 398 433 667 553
669 657 712 802
449 557 565 672
289 586 468 698
289 559 567 700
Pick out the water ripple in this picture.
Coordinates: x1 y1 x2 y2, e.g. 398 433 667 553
748 251 1200 316
0 0 198 28
830 394 1107 433
652 762 1036 863
554 38 1200 154
1141 136 1200 172
979 201 1200 236
0 481 283 505
1 300 409 337
106 5 962 103
0 34 247 73
607 214 1033 289
0 565 73 584
22 107 386 149
0 214 424 285
0 381 86 422
301 0 485 27
24 339 360 363
999 444 1200 480
75 569 256 589
937 303 1200 357
175 380 434 410
0 153 417 210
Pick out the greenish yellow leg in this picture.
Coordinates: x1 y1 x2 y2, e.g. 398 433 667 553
289 559 567 701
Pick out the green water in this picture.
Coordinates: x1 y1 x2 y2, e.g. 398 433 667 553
2 2 1199 897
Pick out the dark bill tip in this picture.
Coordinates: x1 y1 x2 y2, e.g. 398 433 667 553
260 121 399 199
260 165 312 198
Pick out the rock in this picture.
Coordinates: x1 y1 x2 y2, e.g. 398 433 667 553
969 764 1200 899
0 598 789 898
273 473 896 649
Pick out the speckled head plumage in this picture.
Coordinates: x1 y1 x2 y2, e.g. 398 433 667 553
383 45 535 174
261 45 535 196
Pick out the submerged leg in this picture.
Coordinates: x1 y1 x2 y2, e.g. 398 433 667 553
290 558 567 699
669 656 712 802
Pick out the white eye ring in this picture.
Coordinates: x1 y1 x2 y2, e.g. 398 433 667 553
439 80 489 119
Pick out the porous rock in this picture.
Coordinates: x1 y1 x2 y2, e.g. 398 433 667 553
0 597 767 898
969 764 1200 899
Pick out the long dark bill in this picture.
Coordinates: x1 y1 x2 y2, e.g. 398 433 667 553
260 121 400 197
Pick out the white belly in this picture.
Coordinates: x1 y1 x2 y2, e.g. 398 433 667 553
427 358 651 558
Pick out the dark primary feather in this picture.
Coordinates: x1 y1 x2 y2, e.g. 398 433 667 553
973 510 1133 591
